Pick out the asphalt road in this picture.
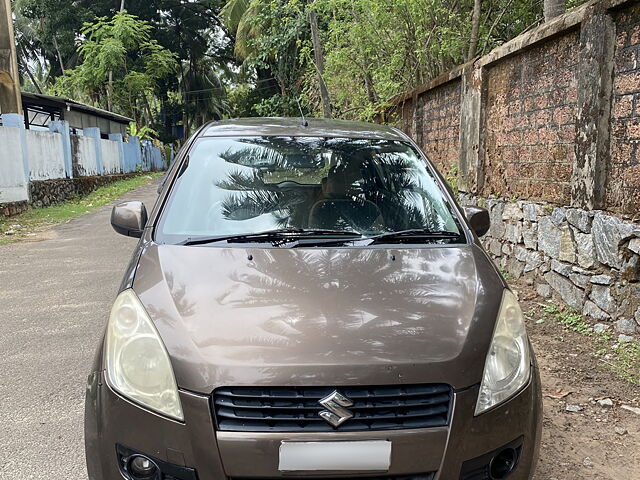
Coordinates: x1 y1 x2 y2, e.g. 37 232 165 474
0 180 159 479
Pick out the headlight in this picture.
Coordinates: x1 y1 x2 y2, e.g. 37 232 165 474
105 289 184 421
475 289 531 415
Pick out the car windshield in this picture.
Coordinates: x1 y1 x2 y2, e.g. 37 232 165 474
156 136 463 244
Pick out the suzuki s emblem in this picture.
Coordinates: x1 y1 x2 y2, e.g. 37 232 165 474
318 391 354 427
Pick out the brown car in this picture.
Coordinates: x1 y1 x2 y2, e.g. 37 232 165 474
85 118 541 480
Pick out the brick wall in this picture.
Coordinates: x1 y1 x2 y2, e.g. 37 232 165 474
386 0 639 216
484 32 579 204
418 80 462 175
608 3 640 212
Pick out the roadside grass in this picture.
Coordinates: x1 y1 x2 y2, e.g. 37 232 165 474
0 172 163 245
541 303 640 385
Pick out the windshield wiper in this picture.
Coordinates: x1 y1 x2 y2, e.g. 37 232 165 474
365 229 463 244
182 228 362 246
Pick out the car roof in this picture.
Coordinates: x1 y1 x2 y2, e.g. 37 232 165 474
200 117 409 141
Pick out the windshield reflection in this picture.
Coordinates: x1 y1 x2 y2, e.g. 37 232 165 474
157 136 460 243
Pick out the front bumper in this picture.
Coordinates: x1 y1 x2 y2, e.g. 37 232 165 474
85 368 541 480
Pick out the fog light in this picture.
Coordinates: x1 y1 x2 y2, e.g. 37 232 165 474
128 455 158 479
489 447 517 479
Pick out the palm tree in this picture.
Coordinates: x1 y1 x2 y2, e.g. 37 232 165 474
181 57 230 133
220 0 264 60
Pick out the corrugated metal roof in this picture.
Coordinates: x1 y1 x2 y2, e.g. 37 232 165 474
22 92 133 124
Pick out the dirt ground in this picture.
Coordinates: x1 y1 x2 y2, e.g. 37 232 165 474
512 283 640 480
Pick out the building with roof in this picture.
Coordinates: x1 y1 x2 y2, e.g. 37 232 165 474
1 92 133 136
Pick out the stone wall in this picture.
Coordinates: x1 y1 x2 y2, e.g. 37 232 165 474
0 201 28 217
463 194 640 334
386 0 640 334
28 174 141 208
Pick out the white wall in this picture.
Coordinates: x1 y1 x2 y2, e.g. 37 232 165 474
0 127 29 203
73 135 98 176
25 130 66 180
100 139 121 174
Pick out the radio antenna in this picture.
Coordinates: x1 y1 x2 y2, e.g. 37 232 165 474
296 99 309 127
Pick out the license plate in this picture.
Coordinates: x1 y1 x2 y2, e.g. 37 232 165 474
278 440 391 471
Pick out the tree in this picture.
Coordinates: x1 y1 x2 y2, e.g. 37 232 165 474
544 0 566 21
221 0 312 117
308 1 331 118
52 11 177 124
310 0 550 121
12 0 93 80
467 0 482 61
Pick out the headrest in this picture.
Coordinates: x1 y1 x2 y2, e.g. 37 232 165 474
323 174 349 197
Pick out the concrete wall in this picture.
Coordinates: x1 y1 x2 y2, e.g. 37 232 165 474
141 140 165 172
0 127 28 203
0 119 166 211
71 135 99 177
25 130 66 181
100 139 121 175
387 0 640 334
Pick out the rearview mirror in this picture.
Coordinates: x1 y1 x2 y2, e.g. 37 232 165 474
111 201 148 238
464 206 490 237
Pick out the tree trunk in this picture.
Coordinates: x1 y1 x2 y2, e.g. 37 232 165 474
52 36 65 75
308 3 331 118
24 64 43 94
107 70 113 111
120 0 126 11
467 0 482 61
544 0 566 22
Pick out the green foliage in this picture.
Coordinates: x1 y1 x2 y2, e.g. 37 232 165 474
312 0 546 120
496 265 513 281
612 342 640 385
13 0 591 136
13 0 94 77
446 166 459 196
51 12 177 124
128 122 159 141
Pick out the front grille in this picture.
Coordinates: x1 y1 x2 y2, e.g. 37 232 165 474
213 384 452 432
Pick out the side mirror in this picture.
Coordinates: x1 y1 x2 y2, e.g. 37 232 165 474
111 201 148 238
464 206 490 237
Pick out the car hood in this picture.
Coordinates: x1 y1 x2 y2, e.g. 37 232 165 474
132 244 505 393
